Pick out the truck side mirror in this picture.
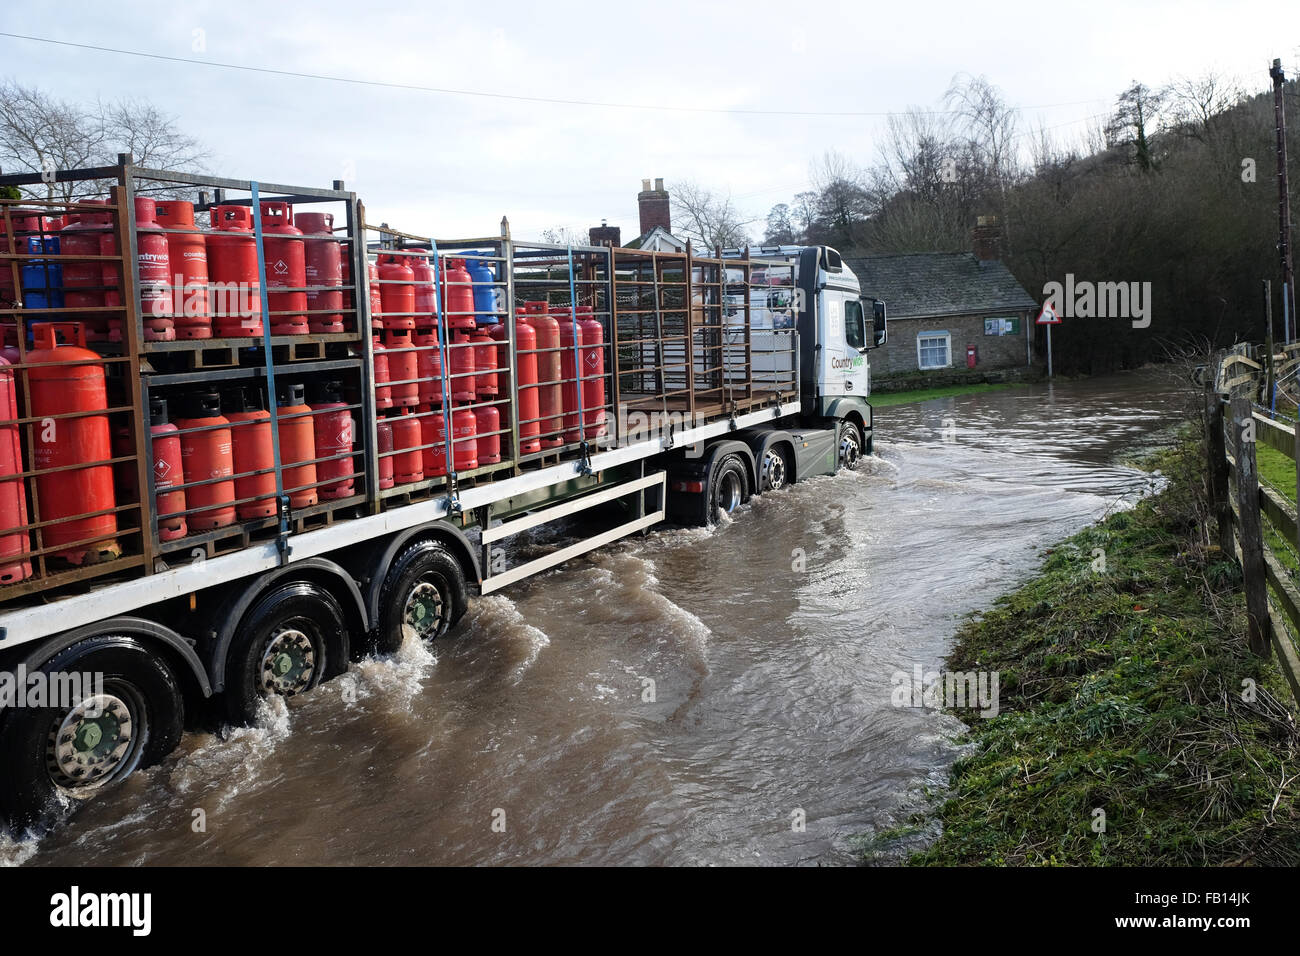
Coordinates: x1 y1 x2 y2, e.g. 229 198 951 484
870 299 887 348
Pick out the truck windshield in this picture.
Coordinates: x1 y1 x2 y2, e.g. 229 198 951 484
844 299 866 349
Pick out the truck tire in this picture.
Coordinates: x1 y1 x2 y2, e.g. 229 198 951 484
0 635 184 830
837 420 862 470
374 539 468 654
223 582 344 725
708 453 750 524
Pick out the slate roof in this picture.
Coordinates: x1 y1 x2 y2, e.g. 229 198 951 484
845 252 1038 320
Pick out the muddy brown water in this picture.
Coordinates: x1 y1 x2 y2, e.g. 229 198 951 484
5 369 1186 866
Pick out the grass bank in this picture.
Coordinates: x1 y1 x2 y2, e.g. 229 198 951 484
869 382 1029 408
895 436 1300 866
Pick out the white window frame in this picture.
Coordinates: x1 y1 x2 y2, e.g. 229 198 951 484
916 330 952 370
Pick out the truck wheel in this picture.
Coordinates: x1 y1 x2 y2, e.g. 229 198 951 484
759 445 790 492
223 582 343 725
837 421 862 470
708 453 749 524
375 540 468 654
0 635 183 830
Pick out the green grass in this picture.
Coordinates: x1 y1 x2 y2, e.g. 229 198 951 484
869 382 1029 408
885 437 1300 866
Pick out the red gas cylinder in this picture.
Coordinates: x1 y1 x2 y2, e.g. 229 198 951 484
508 315 541 454
451 407 478 471
154 200 211 340
208 205 263 337
529 305 562 447
340 254 354 325
558 305 606 441
409 251 438 333
224 387 277 519
420 409 448 477
377 253 415 330
376 419 395 490
558 311 586 443
422 407 477 477
367 261 383 330
442 259 476 332
383 329 418 408
294 211 344 333
27 322 120 564
471 329 497 398
146 396 187 542
0 355 30 583
259 202 308 335
414 329 444 407
175 390 236 531
370 335 393 410
275 381 319 508
308 380 355 500
474 404 501 465
130 197 176 342
389 412 423 485
448 332 476 403
59 200 115 342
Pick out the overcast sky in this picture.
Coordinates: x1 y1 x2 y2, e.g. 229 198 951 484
3 1 1297 242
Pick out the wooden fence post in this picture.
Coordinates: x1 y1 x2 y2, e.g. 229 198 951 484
1230 392 1273 657
1206 380 1233 555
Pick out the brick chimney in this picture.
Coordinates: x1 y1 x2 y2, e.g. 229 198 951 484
638 177 670 236
972 215 1002 261
589 219 621 248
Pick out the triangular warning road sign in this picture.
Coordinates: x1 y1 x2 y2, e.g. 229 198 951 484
1036 301 1061 325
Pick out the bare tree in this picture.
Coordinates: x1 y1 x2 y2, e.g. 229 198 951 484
0 80 206 202
670 181 753 251
0 82 105 201
1164 72 1244 141
539 225 587 246
944 73 1021 189
103 97 206 174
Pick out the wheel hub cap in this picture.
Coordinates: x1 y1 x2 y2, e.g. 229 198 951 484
403 581 444 641
841 433 860 467
47 693 134 791
762 451 786 490
258 628 316 696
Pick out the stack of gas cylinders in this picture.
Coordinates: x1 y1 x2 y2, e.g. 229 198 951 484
2 197 354 344
0 193 363 583
373 252 505 489
511 300 607 453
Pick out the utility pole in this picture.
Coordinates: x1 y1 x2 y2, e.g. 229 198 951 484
1270 58 1295 343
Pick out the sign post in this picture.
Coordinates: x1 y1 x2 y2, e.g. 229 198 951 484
1036 301 1061 378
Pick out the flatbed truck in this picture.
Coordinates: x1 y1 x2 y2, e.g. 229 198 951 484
0 162 885 827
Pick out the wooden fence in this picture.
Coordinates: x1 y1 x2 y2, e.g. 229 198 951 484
1207 343 1300 703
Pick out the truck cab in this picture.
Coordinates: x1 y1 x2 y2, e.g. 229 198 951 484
724 243 886 423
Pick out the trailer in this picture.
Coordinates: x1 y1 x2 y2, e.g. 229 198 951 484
0 160 885 827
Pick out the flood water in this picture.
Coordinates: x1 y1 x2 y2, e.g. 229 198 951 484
7 369 1186 867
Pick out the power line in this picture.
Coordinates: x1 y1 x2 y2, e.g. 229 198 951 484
0 31 1106 119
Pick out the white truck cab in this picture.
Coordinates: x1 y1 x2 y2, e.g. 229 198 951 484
723 244 886 415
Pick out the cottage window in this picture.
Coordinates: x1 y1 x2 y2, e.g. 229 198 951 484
917 331 951 370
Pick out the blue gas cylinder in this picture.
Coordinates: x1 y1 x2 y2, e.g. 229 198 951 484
464 257 497 325
21 236 63 310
